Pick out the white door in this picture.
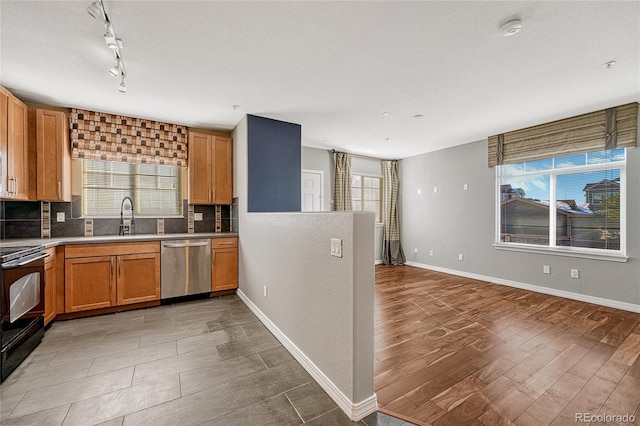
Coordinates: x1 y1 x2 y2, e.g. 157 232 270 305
301 170 323 211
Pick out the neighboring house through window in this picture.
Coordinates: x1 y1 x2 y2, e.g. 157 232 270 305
497 148 625 253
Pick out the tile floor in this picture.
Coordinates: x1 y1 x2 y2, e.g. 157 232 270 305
0 295 412 426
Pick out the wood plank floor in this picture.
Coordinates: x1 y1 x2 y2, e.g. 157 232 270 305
374 265 640 426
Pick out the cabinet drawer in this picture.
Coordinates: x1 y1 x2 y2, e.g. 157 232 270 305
212 238 238 249
65 241 160 258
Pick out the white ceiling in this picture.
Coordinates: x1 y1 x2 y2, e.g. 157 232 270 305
1 1 638 159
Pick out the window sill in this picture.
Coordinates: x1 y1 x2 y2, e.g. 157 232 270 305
493 243 628 263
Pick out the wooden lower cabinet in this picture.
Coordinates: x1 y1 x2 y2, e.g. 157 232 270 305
43 248 56 325
212 238 238 291
116 253 160 305
65 256 115 312
64 242 160 313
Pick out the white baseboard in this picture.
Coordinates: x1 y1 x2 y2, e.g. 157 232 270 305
236 290 378 421
374 260 384 265
404 261 640 313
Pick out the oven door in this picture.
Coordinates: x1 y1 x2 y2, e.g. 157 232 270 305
1 259 45 349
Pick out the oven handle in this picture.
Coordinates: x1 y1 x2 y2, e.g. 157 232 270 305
14 252 50 266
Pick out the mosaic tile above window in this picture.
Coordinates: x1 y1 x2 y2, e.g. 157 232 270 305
69 109 188 167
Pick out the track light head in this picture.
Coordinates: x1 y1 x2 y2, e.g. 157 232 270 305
87 1 102 18
119 78 127 93
108 62 119 77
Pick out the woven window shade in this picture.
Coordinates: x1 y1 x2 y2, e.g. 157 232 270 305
69 109 188 167
488 102 638 167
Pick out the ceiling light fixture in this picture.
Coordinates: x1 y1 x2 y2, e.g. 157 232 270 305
87 0 127 92
603 61 616 69
500 19 522 37
108 60 120 77
86 1 102 18
413 114 423 119
382 112 392 116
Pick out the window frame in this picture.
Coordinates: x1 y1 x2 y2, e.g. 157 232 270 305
81 159 183 219
494 152 627 262
350 173 383 223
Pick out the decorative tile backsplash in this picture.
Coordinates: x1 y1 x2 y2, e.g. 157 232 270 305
0 200 231 239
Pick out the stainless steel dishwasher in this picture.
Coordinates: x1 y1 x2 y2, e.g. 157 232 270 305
161 239 211 299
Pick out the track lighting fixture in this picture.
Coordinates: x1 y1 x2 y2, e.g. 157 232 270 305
87 0 128 93
86 1 102 19
108 61 120 77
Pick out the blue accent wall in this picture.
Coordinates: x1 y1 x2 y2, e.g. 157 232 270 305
247 115 301 212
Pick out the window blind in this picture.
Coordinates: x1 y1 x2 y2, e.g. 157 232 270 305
488 102 638 168
83 160 182 217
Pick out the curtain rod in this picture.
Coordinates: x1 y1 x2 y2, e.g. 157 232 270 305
329 149 384 162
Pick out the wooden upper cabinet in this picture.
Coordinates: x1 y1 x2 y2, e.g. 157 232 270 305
188 130 232 205
1 86 29 200
28 108 71 201
213 135 232 204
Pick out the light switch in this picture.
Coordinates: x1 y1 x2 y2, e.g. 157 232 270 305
194 212 203 221
56 212 65 222
331 238 342 258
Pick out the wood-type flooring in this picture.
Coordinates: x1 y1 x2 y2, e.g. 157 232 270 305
374 265 640 426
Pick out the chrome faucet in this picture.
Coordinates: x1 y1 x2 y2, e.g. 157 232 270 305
119 196 135 236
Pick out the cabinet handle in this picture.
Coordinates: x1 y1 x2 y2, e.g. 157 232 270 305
209 189 213 202
212 250 216 265
110 258 114 277
57 181 61 199
118 257 122 276
14 178 18 196
9 177 14 195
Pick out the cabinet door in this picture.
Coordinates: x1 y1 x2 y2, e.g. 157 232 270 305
116 253 160 305
44 252 56 326
65 256 115 312
0 88 8 198
7 94 28 200
212 247 238 291
33 109 70 201
188 131 213 204
212 136 232 204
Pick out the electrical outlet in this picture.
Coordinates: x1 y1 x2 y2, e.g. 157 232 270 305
543 265 551 274
458 254 464 261
433 186 438 193
194 212 203 221
263 286 268 298
56 212 65 222
429 249 434 257
413 248 418 254
463 183 469 191
571 269 580 279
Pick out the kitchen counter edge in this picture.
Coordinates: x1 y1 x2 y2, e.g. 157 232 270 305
0 233 238 249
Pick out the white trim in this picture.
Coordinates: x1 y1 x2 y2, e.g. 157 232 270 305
493 243 628 262
301 169 325 212
404 261 640 313
375 260 384 265
236 289 378 421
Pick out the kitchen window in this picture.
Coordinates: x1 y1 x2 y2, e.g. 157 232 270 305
82 159 182 217
351 174 382 222
496 148 625 257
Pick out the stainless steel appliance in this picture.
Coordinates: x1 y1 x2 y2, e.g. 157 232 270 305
1 246 48 382
160 240 211 300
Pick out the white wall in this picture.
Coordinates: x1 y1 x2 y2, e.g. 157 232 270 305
233 118 377 419
400 140 640 310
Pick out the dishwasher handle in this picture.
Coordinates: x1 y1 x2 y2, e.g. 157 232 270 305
162 242 210 248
